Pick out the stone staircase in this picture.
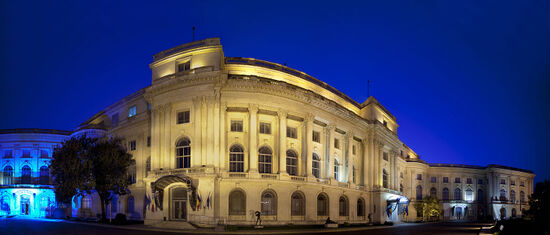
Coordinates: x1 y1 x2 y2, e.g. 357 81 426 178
149 220 197 230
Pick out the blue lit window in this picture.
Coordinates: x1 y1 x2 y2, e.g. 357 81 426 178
128 106 137 117
40 150 48 158
40 166 49 185
22 150 31 158
3 166 13 184
112 113 119 126
21 165 31 184
3 150 12 158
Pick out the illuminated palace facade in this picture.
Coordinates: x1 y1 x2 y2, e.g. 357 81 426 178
2 38 534 225
0 129 69 217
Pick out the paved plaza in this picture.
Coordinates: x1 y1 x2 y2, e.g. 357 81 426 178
0 217 492 235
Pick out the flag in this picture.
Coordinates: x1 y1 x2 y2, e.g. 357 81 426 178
197 193 202 211
206 192 211 209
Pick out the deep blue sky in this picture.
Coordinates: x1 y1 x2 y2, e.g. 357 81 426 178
1 1 549 182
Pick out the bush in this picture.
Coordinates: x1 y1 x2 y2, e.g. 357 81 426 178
384 221 394 226
113 213 127 225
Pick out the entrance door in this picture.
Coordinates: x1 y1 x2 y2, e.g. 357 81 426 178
171 188 188 221
20 198 30 215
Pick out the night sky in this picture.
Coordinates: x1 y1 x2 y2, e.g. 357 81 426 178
1 1 549 182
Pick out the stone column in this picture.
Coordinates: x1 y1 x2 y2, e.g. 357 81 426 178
219 103 226 171
347 133 354 184
305 114 314 178
193 97 202 168
326 124 335 180
248 104 259 173
369 134 375 188
164 104 172 169
201 97 207 166
278 110 287 174
362 138 369 187
150 107 159 170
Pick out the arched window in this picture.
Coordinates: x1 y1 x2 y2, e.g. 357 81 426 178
21 165 31 184
477 189 484 202
111 196 118 213
175 138 191 168
416 185 422 200
3 166 13 185
339 196 348 216
145 156 151 172
430 187 437 198
317 193 329 216
442 188 449 200
454 188 462 200
500 207 506 219
499 189 506 201
39 166 49 185
510 190 516 202
383 169 389 188
126 196 135 213
286 150 298 176
229 190 246 215
258 147 272 174
261 190 277 215
520 191 525 203
400 183 404 192
334 158 340 180
466 188 473 201
511 208 517 218
291 191 305 216
229 145 244 172
81 195 92 209
357 198 365 217
312 153 320 178
352 166 356 183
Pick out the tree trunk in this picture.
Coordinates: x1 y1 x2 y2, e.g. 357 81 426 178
100 196 106 221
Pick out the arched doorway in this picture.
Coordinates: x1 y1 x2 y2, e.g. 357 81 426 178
20 194 30 215
171 187 188 221
500 207 506 220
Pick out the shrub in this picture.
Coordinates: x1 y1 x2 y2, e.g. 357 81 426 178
113 213 127 225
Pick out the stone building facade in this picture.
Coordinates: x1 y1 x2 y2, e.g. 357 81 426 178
1 38 535 225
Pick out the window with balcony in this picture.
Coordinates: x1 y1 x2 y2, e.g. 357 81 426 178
128 106 136 118
286 150 298 176
312 153 320 178
334 158 340 180
229 145 244 172
39 166 49 185
455 188 462 200
258 147 272 174
175 138 191 169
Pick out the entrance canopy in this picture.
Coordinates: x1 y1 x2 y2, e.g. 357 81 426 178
151 175 196 211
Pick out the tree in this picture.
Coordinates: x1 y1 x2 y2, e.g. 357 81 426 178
413 196 442 222
89 137 132 221
51 136 95 204
51 136 132 221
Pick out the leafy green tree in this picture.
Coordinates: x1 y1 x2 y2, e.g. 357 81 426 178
413 196 442 221
51 136 132 221
89 137 132 220
51 136 95 204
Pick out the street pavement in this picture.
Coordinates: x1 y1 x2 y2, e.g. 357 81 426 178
0 217 491 235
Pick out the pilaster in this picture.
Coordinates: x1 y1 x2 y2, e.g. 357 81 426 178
305 114 314 179
278 110 287 174
248 104 259 173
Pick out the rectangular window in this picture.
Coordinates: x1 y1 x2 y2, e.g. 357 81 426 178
22 150 31 158
177 111 190 124
417 174 422 180
129 141 136 151
4 150 13 158
40 150 48 158
443 177 449 183
147 103 151 111
455 178 461 183
147 136 151 147
400 150 403 157
112 113 119 126
383 120 388 127
312 131 320 143
400 172 403 178
334 138 340 149
467 178 473 184
259 122 271 134
431 177 437 183
520 181 525 187
500 179 506 184
128 106 137 117
352 145 356 155
230 120 243 132
511 180 515 185
383 152 388 161
178 61 191 72
478 179 483 184
287 127 297 138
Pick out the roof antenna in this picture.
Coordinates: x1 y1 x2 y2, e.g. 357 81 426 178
192 26 196 41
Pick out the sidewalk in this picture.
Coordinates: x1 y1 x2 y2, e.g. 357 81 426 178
58 219 420 234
